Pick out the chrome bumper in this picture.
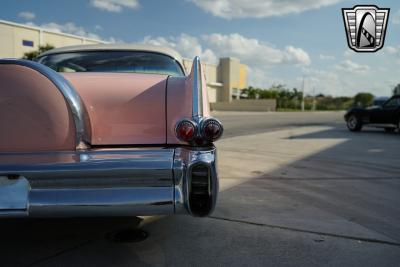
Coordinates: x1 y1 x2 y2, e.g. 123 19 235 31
0 147 218 217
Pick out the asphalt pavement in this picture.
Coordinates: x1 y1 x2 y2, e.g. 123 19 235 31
214 111 344 138
1 111 399 267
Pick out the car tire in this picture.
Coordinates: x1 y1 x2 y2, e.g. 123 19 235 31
346 114 362 132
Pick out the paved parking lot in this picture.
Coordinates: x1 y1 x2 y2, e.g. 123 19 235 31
1 111 399 267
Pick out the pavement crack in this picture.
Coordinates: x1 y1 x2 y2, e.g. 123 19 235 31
209 216 400 247
25 239 94 267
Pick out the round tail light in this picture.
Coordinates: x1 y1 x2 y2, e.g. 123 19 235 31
201 118 223 142
176 120 197 142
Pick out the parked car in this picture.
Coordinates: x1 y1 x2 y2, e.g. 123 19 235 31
0 44 223 218
344 95 400 132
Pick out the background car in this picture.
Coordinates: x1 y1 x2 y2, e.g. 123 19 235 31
344 95 400 132
373 96 390 107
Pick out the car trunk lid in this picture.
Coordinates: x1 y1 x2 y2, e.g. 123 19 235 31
63 72 167 145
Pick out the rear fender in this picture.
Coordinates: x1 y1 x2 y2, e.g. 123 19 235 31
0 59 90 152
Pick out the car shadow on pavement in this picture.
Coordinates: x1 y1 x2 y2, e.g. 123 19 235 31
0 217 145 267
287 125 399 140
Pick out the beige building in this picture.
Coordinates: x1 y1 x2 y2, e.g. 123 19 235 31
0 19 247 103
0 19 105 59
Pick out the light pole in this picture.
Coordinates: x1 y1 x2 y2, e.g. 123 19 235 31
301 76 305 112
312 87 316 111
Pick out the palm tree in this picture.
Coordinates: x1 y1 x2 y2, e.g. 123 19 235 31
23 44 55 60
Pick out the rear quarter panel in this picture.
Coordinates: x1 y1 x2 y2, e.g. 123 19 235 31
0 64 76 152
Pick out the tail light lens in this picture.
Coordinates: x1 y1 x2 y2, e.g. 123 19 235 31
176 120 196 142
201 118 223 142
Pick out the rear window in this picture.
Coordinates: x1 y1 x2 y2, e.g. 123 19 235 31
37 51 185 76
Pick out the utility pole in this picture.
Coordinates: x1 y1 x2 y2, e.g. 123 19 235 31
301 76 305 112
312 87 316 111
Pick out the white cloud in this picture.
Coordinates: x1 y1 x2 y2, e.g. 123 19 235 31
189 0 343 19
94 25 103 31
377 66 388 72
142 34 218 64
301 65 398 97
203 33 311 66
246 66 285 88
335 60 370 74
392 9 400 24
18 11 35 20
385 46 399 55
37 22 101 40
25 21 121 43
302 68 345 96
319 54 335 60
90 0 139 12
142 33 311 91
343 50 354 57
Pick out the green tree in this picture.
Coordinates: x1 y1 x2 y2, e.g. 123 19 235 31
241 85 356 111
22 44 55 60
353 92 374 108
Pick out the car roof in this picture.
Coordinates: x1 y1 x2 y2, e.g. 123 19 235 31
38 44 183 65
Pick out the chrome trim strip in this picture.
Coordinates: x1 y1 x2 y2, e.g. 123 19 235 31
37 44 184 69
28 187 174 217
0 148 174 187
0 59 88 149
0 147 218 217
0 148 175 217
191 56 203 119
38 51 186 78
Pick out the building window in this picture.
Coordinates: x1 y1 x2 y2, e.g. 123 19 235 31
22 40 34 47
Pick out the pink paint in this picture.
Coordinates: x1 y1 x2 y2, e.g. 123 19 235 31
0 65 76 152
64 72 168 145
1 58 212 151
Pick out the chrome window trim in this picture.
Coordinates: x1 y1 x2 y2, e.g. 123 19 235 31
0 59 89 149
36 50 186 77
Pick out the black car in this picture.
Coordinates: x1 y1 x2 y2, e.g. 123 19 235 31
344 95 400 132
373 97 389 107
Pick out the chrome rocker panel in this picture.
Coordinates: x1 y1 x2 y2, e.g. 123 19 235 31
0 146 218 217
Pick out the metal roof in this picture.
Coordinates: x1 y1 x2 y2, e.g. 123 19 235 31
38 44 183 64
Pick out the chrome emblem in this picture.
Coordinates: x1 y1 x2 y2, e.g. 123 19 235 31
342 5 390 52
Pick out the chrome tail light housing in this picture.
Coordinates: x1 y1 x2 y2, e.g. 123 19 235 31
175 117 223 145
200 118 223 143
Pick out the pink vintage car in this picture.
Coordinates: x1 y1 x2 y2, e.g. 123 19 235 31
0 44 222 217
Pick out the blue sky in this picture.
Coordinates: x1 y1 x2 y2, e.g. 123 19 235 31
1 0 400 96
